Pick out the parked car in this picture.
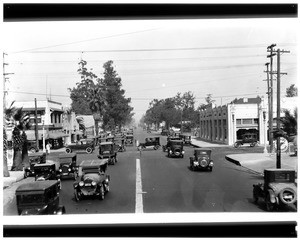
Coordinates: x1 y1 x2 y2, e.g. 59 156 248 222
27 140 39 153
161 129 169 136
138 137 161 150
24 152 46 178
179 134 192 145
65 139 95 154
162 136 181 152
189 149 213 171
15 180 65 215
98 141 118 165
34 162 61 190
167 140 184 158
58 153 78 180
234 133 258 148
73 159 110 201
253 169 297 211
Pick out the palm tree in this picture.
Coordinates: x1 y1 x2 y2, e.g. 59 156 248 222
3 101 16 177
10 107 31 171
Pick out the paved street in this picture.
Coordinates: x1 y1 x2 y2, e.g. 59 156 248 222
4 127 296 215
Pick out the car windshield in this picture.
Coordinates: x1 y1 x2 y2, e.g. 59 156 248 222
274 172 293 182
18 194 45 204
100 144 112 152
34 167 52 174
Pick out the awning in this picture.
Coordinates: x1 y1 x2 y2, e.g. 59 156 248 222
48 132 69 139
72 131 83 135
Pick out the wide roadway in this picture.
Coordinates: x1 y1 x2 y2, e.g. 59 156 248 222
5 128 296 215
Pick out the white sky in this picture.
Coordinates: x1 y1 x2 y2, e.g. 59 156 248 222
2 18 298 122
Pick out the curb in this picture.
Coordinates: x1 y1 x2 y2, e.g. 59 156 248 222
225 155 242 166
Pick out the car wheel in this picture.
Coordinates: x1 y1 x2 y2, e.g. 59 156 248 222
58 180 62 190
99 185 105 200
29 147 36 153
105 183 110 193
24 171 30 178
86 147 93 154
279 188 297 205
253 190 258 204
74 189 81 202
181 154 184 158
190 163 194 171
234 142 240 148
66 148 72 153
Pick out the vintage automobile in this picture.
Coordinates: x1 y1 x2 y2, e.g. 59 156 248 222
162 136 181 152
189 149 213 171
73 159 110 201
34 162 61 190
24 152 46 178
98 141 118 165
114 137 126 152
27 140 39 153
138 137 161 150
253 169 297 211
161 129 170 136
234 133 258 148
180 134 192 145
65 138 95 154
58 153 78 180
167 140 184 158
125 134 134 146
15 180 65 215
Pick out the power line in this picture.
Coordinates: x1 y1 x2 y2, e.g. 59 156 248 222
11 28 160 54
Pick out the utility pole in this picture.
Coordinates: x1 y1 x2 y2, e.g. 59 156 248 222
275 48 289 168
264 63 271 152
267 44 276 154
34 98 40 150
3 53 14 109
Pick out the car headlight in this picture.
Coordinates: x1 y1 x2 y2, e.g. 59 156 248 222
68 168 71 172
59 169 62 172
92 181 96 186
79 181 84 187
209 162 214 166
182 151 185 154
169 150 172 154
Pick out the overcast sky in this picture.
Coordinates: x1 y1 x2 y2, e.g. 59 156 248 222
2 18 298 122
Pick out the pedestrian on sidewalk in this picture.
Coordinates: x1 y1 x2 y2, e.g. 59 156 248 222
46 143 51 155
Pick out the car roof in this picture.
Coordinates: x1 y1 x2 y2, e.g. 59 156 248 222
264 168 295 172
100 141 113 145
34 163 55 167
80 159 108 167
16 180 58 193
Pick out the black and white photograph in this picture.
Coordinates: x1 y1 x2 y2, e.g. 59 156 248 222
1 3 298 238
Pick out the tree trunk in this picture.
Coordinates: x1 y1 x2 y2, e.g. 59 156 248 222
94 119 99 136
3 128 10 177
11 149 23 171
22 132 30 169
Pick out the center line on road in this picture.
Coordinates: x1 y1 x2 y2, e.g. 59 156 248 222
135 158 144 213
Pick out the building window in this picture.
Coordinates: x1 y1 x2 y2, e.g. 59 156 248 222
236 119 242 125
242 119 253 125
254 118 259 124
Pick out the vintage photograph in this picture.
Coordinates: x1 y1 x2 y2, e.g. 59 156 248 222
2 6 298 230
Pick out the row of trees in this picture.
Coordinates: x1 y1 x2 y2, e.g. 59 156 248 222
69 60 134 133
140 91 214 131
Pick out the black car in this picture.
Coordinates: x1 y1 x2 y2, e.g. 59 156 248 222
125 134 134 146
115 137 126 152
98 141 118 165
58 153 78 180
162 136 181 152
253 169 297 211
234 133 258 148
65 139 95 154
24 152 47 178
73 159 110 201
16 180 65 215
189 149 213 171
167 140 184 158
138 137 161 150
179 134 192 145
34 162 61 190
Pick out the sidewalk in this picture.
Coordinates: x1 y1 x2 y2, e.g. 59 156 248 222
191 136 227 148
225 153 298 175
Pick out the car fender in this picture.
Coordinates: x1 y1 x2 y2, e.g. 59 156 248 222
267 189 277 204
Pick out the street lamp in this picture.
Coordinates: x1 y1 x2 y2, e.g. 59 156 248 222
230 104 236 145
263 109 268 154
42 116 46 152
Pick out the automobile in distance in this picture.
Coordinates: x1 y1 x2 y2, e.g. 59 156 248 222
73 159 110 201
167 140 184 158
27 140 39 153
58 153 78 180
190 149 213 171
24 152 47 178
161 128 169 136
98 141 118 165
138 137 161 150
125 134 134 145
179 134 192 145
162 136 181 152
234 133 258 148
15 180 65 215
65 138 95 154
253 169 297 211
114 137 126 152
34 162 61 190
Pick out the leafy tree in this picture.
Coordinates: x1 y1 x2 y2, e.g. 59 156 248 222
281 108 297 136
69 59 106 135
101 61 134 129
286 84 298 97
